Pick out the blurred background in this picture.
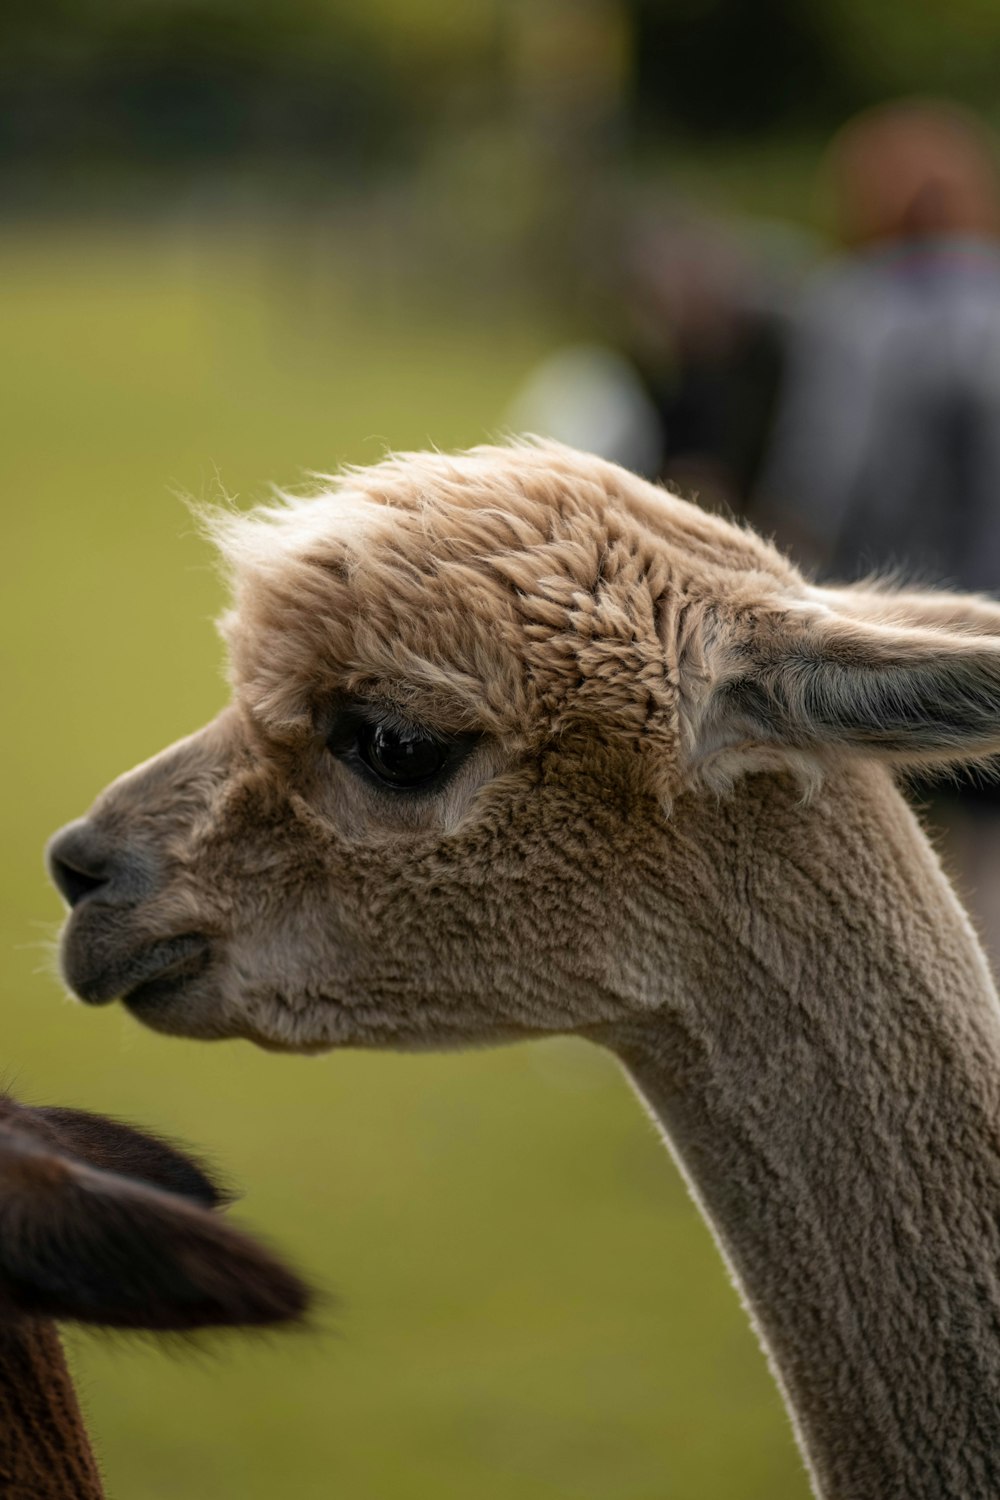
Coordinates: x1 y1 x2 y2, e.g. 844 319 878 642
5 2 1000 1496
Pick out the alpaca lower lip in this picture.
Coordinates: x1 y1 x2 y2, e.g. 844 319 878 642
120 940 212 1011
61 921 211 1008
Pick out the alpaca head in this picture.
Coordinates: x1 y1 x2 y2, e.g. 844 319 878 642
0 1094 309 1330
47 442 1000 1052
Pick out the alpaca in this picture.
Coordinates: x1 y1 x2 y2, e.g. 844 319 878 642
0 1090 309 1498
45 440 1000 1498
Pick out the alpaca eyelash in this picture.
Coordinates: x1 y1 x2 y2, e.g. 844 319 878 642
324 700 478 794
323 700 431 758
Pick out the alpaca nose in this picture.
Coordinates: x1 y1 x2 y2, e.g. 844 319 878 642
47 820 113 908
46 819 149 910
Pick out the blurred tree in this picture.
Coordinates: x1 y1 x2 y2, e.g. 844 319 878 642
3 0 1000 201
634 0 855 135
633 0 1000 137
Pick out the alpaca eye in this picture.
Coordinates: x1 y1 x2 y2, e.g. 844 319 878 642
326 701 477 794
357 722 449 788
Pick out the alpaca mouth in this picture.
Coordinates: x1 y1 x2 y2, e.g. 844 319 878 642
60 910 211 1009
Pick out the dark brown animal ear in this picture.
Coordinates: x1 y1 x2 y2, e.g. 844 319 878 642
692 590 1000 773
33 1107 230 1209
0 1128 309 1331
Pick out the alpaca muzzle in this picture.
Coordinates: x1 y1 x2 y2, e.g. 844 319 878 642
46 818 210 1008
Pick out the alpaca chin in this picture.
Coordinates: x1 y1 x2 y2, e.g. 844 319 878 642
119 962 232 1042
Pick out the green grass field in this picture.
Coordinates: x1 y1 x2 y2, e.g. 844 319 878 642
0 223 810 1499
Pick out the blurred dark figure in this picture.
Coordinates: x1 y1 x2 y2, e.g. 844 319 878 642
623 213 791 512
509 208 796 512
758 100 1000 586
757 100 1000 964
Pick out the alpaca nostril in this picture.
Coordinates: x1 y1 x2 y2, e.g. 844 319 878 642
46 821 112 910
46 819 158 912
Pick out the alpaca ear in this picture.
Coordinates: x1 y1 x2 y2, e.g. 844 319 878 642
820 581 1000 638
691 587 1000 773
0 1129 309 1331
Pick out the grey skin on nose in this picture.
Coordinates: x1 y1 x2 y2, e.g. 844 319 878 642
46 818 153 911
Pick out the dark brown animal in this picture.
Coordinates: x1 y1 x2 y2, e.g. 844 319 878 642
0 1092 309 1498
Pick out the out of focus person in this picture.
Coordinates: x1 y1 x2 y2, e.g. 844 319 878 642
508 208 799 508
622 212 793 513
756 99 1000 964
758 100 1000 585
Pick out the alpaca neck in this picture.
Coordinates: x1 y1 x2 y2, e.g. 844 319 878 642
0 1320 104 1499
601 763 1000 1500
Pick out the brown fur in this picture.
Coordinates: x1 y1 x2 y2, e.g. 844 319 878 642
0 1094 309 1498
47 441 1000 1497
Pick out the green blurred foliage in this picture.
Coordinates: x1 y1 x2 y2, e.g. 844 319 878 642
4 0 1000 190
0 224 810 1499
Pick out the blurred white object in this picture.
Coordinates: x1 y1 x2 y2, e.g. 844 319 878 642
506 342 664 476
